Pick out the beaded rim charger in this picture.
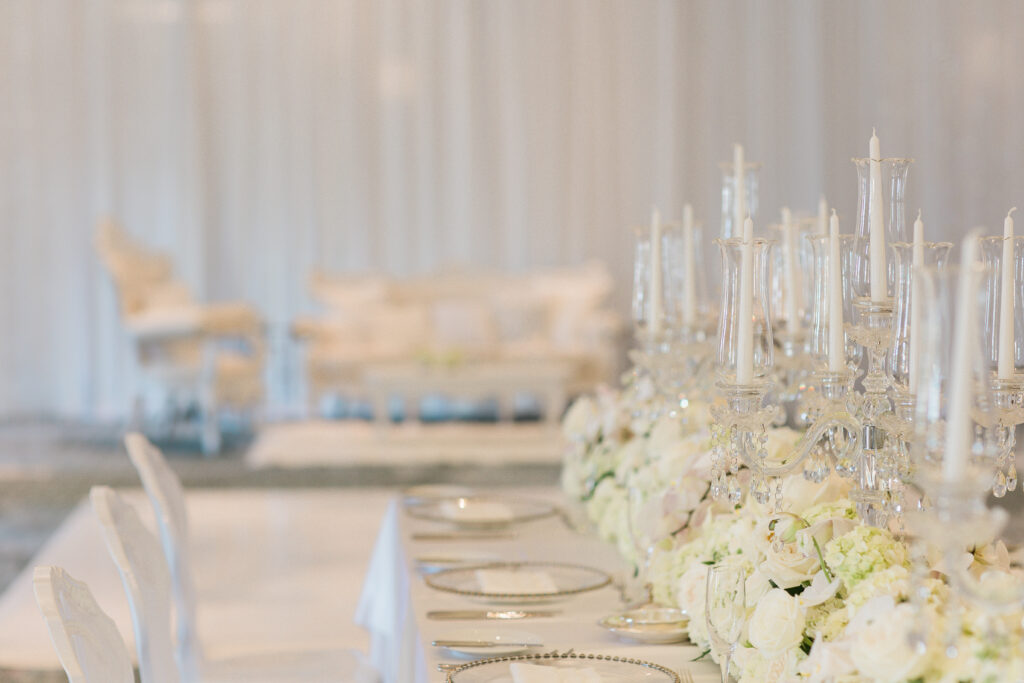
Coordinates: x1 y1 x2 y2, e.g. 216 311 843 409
444 650 681 682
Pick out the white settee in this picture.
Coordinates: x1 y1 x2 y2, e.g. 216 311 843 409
293 263 622 422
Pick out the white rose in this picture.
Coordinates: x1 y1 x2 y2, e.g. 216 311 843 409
662 477 707 517
675 564 709 617
745 568 772 607
748 470 852 519
679 399 711 434
753 516 818 589
763 427 803 465
613 440 646 479
759 545 818 589
795 517 856 559
747 589 806 656
655 434 704 478
561 395 597 440
796 570 840 609
647 414 683 454
780 471 852 516
847 597 924 682
797 639 855 683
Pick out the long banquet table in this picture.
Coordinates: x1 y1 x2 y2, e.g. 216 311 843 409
357 487 719 682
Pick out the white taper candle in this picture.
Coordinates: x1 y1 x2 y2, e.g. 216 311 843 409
828 210 845 372
998 208 1017 379
944 231 981 482
869 130 887 301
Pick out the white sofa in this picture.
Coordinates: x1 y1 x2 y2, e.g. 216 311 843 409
293 263 622 422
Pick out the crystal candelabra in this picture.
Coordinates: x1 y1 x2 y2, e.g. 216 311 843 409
709 235 790 506
708 154 924 527
629 220 714 418
980 235 1024 495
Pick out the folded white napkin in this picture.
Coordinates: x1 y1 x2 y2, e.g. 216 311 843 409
439 500 514 523
509 662 603 682
475 569 559 595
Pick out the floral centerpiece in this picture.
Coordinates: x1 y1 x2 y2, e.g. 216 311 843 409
562 384 1024 683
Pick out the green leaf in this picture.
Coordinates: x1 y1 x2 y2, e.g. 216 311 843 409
690 648 711 662
812 536 834 583
581 471 614 502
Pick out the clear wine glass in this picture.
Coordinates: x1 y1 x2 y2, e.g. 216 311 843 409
705 562 746 683
625 484 673 606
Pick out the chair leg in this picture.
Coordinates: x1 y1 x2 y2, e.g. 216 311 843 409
200 405 221 456
130 393 146 433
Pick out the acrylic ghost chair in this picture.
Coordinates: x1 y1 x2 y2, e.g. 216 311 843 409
32 566 135 683
118 437 381 683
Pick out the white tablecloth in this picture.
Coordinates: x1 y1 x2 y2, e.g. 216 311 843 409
0 488 391 668
357 488 719 682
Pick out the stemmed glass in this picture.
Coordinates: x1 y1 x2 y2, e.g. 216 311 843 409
705 562 746 683
625 484 674 606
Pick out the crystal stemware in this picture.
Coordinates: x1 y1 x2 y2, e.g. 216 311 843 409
625 485 659 605
911 262 996 483
849 156 913 301
705 562 746 683
714 237 775 384
718 161 761 241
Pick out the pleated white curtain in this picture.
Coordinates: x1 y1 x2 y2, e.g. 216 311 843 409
2 0 1024 418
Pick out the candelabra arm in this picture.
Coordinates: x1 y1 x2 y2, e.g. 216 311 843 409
732 408 861 479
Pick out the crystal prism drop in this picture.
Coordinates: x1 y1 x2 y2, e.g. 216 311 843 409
727 477 742 504
1008 464 1018 492
750 475 771 505
993 470 1008 498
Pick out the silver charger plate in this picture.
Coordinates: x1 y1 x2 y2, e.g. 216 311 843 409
445 651 681 682
425 561 611 604
405 495 556 528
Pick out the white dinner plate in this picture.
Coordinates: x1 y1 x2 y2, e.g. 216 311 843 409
433 627 543 659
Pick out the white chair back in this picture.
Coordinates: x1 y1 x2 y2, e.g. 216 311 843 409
32 566 134 683
90 486 181 683
124 432 204 673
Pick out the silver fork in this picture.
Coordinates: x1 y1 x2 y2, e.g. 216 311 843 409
678 669 695 683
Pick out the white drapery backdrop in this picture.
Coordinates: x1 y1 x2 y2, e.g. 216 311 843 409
3 0 1024 418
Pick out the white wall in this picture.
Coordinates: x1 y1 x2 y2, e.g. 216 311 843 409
2 0 1023 417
